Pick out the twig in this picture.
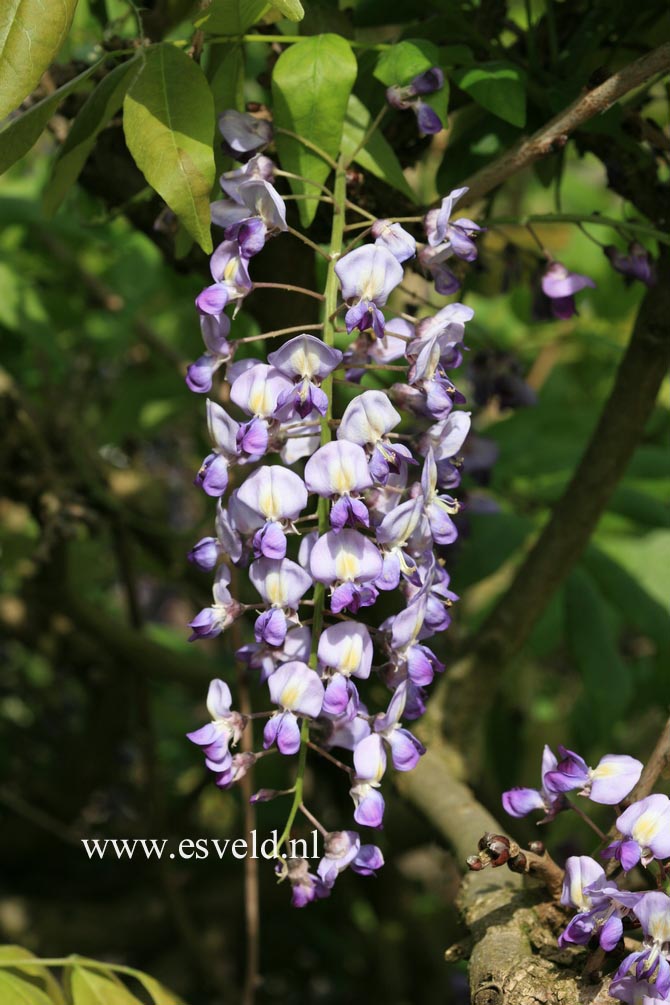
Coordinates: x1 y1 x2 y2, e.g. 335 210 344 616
459 42 670 206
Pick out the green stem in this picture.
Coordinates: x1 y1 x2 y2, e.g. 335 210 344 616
277 163 348 854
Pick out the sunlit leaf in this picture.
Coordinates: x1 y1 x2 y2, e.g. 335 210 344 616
272 33 357 226
0 970 54 1005
0 0 79 120
69 967 143 1005
123 45 216 252
0 947 65 1005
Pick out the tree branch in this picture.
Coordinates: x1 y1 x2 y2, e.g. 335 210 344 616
441 244 670 747
460 42 670 207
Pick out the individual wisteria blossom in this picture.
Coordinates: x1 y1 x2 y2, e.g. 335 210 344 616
371 219 416 263
305 441 373 528
502 744 568 821
186 110 473 906
233 465 307 559
558 856 635 952
317 830 384 888
541 261 596 319
186 313 232 393
603 795 670 871
543 745 642 805
610 975 668 1005
424 186 484 260
249 556 312 645
268 333 343 417
335 245 403 339
338 390 414 483
350 733 387 827
613 892 670 998
188 565 243 641
386 67 446 134
264 661 324 755
310 529 383 613
219 110 273 161
186 679 246 783
605 242 657 287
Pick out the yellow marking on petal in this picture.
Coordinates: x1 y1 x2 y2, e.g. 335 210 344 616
632 811 660 849
259 485 279 520
339 636 363 674
280 684 301 709
249 382 270 416
570 876 589 911
335 549 360 582
265 572 286 606
332 458 355 494
291 345 322 378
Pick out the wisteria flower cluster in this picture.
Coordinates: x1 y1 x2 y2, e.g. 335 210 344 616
499 743 670 1002
183 109 476 906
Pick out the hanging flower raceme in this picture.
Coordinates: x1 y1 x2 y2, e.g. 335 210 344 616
184 110 474 905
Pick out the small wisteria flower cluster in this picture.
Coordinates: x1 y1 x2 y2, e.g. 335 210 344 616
486 743 670 1002
183 108 478 906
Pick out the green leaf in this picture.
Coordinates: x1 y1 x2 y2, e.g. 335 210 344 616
452 61 526 127
271 0 304 20
374 39 441 87
0 971 54 1005
195 0 269 34
341 94 416 203
69 967 143 1005
43 57 142 215
208 45 245 113
123 45 216 253
0 0 79 120
0 947 65 1004
132 971 183 1005
565 567 632 728
272 33 357 226
0 60 102 176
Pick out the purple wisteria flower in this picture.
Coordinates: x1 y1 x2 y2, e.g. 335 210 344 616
501 744 568 821
543 746 642 805
305 441 373 528
233 465 307 559
264 661 325 755
605 242 657 287
558 856 635 951
386 67 446 134
187 679 246 781
424 187 484 260
268 333 343 418
371 219 416 263
249 556 312 645
350 733 386 827
281 856 330 908
219 110 273 161
310 529 383 613
335 245 403 339
338 390 413 483
318 830 384 888
603 795 670 871
188 566 243 640
613 892 670 998
541 261 596 319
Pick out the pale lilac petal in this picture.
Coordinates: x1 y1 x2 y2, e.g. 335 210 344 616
335 245 404 306
309 530 383 586
502 787 546 818
268 334 342 380
304 440 373 497
588 754 643 804
338 390 402 445
317 621 373 679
